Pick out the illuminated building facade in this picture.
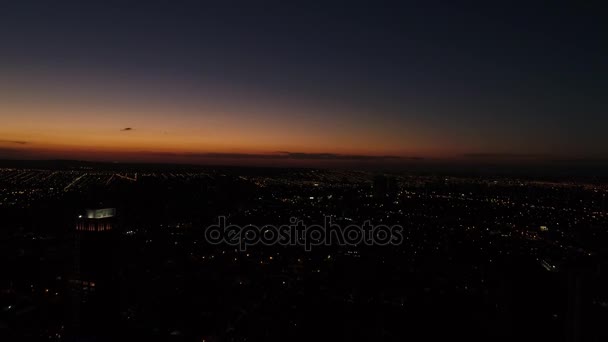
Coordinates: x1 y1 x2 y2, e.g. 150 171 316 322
75 208 116 232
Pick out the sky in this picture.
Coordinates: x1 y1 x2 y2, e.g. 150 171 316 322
0 1 606 167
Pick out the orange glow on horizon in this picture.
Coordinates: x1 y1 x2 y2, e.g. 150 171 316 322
0 84 462 164
0 73 555 165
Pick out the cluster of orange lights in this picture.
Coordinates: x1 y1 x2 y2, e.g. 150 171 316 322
76 221 113 232
68 279 96 289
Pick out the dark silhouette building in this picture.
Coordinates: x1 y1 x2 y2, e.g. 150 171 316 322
373 175 398 199
69 208 119 338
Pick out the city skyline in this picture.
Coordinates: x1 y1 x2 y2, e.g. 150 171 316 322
3 3 608 340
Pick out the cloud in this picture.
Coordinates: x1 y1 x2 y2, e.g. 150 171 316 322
0 147 22 154
462 153 548 159
274 152 405 161
0 139 28 145
0 147 35 159
120 127 134 131
139 151 415 161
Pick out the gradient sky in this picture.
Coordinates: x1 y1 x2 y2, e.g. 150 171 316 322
0 1 606 166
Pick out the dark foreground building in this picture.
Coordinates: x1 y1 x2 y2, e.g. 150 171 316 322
69 208 119 338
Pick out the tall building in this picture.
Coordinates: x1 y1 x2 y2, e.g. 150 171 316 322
69 208 119 338
373 175 398 199
75 208 116 232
